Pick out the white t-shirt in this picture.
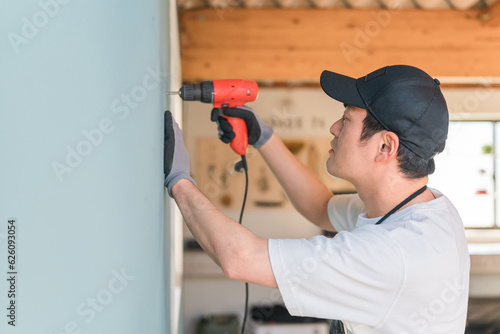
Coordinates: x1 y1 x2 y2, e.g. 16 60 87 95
268 189 470 333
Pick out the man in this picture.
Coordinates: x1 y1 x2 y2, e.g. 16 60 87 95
165 65 470 333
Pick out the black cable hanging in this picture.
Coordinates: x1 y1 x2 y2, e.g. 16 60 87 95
235 155 250 334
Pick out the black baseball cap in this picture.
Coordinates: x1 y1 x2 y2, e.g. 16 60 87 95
320 65 448 160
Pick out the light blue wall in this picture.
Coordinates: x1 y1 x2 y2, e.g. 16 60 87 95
0 1 167 333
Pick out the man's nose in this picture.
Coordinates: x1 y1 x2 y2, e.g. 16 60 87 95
330 119 342 137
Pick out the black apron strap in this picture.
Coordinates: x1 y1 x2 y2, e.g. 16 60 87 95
330 320 346 334
328 185 428 333
375 185 427 225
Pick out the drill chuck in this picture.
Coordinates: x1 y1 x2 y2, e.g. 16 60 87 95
179 81 214 103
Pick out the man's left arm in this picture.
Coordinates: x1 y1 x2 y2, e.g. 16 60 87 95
172 179 277 288
165 111 277 288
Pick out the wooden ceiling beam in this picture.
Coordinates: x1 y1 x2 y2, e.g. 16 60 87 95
179 3 500 82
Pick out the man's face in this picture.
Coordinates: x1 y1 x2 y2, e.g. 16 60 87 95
326 105 378 182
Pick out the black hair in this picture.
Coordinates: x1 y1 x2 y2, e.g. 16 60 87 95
360 111 445 179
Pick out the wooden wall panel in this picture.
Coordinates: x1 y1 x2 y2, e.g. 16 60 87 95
179 4 500 82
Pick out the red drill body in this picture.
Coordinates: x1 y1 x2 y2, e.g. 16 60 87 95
174 79 259 156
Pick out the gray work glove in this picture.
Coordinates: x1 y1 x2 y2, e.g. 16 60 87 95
164 111 197 197
210 106 273 149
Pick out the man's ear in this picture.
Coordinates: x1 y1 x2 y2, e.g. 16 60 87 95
375 132 399 162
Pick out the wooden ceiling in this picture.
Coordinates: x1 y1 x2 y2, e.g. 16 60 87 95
178 1 500 84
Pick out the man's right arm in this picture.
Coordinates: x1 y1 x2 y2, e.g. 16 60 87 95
258 133 335 231
213 106 335 231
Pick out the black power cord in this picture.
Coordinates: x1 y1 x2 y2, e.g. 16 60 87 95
233 155 250 334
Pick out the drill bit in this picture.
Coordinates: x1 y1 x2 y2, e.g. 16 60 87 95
166 91 180 95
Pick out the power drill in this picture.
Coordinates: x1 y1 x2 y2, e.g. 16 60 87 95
168 79 259 156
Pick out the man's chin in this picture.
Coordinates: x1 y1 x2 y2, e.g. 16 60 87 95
326 163 348 181
325 162 339 178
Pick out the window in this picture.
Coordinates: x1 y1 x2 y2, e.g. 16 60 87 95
429 122 499 228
